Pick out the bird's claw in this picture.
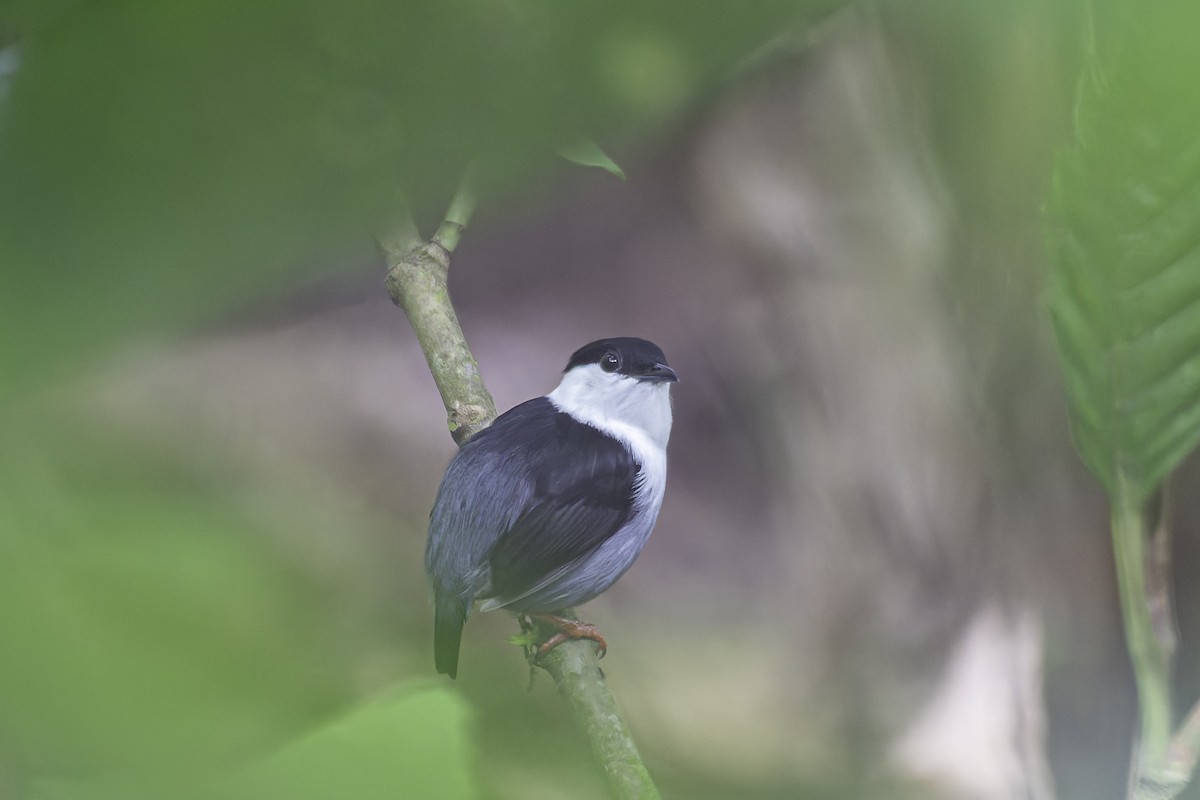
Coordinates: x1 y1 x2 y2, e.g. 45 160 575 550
533 614 608 660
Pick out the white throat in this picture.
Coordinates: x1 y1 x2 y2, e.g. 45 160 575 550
546 364 673 453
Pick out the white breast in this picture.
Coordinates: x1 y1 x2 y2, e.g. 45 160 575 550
547 364 672 519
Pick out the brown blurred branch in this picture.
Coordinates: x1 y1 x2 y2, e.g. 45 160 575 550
384 182 661 800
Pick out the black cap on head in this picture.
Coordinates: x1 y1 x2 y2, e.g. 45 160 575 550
565 337 678 383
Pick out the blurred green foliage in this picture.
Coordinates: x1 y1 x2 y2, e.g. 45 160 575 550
0 410 351 775
1047 2 1200 499
0 0 835 395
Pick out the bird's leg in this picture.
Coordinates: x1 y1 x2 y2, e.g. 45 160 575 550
532 613 608 659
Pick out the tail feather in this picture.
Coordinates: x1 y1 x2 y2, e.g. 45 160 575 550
434 594 469 679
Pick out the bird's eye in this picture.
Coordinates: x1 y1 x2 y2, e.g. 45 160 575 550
600 351 621 372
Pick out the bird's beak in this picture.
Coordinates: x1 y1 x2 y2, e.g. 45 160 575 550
639 363 678 383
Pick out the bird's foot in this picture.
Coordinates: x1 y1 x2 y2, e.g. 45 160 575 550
532 613 608 660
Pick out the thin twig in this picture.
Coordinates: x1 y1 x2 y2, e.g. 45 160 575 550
383 184 494 445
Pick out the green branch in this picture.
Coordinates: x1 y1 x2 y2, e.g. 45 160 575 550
1112 483 1172 794
536 634 661 800
385 182 661 799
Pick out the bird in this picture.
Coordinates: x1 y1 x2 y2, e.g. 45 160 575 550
424 337 677 678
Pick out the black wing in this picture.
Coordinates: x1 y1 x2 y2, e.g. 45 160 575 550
426 397 572 676
485 405 638 604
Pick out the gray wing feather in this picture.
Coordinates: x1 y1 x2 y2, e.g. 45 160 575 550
423 396 637 675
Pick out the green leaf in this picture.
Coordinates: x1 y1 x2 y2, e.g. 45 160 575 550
30 685 477 800
1046 5 1200 500
507 630 538 647
559 139 627 180
223 684 476 800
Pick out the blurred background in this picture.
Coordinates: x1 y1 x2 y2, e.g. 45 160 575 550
2 1 1195 798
